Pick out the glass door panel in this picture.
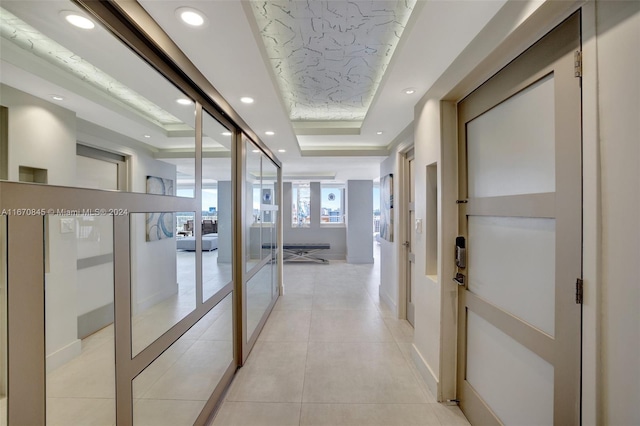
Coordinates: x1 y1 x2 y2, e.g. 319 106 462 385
202 112 233 302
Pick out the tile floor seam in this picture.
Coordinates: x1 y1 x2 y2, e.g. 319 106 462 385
297 290 313 426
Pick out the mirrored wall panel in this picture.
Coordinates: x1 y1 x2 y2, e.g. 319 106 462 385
0 216 6 426
45 213 115 425
202 112 233 302
132 212 196 356
246 142 262 272
246 265 273 342
0 1 195 196
133 292 233 425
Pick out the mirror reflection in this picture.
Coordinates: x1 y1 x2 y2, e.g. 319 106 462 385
133 293 233 425
132 212 196 356
201 113 233 302
45 214 115 425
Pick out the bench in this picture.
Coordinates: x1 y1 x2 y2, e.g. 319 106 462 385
262 243 331 263
177 234 218 251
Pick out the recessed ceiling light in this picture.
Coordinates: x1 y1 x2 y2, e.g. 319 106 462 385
404 88 416 95
51 95 64 101
376 131 383 135
144 134 151 138
176 7 206 27
221 131 232 136
265 131 275 136
278 149 286 153
176 98 192 105
61 11 95 29
240 97 254 104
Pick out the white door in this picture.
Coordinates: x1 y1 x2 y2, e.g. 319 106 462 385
405 149 415 326
456 12 582 425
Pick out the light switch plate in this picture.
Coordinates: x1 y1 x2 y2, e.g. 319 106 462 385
60 218 75 234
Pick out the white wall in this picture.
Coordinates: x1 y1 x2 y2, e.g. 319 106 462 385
1 84 76 185
596 3 640 424
412 99 443 396
346 180 373 264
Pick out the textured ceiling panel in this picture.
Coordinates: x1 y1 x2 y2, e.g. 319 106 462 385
250 0 417 121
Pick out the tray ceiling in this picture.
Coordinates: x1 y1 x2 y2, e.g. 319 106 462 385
249 0 417 122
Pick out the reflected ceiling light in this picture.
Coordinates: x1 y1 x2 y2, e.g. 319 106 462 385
60 11 95 29
278 149 286 153
144 134 151 138
252 149 260 153
221 131 232 136
376 131 383 135
2 8 184 129
265 131 275 136
51 95 64 101
176 7 206 27
176 98 192 105
240 97 254 104
404 88 416 95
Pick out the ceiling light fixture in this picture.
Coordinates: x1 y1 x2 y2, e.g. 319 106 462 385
240 97 254 104
176 7 206 27
377 131 383 135
404 88 416 95
51 95 64 101
176 98 192 105
221 131 232 136
144 134 151 138
252 149 260 153
278 149 286 153
265 131 275 136
61 11 95 29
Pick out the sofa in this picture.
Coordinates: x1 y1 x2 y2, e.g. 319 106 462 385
176 233 218 251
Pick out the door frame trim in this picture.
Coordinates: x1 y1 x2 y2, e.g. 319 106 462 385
397 145 414 322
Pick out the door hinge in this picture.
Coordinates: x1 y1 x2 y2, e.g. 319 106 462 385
576 278 584 304
574 50 582 78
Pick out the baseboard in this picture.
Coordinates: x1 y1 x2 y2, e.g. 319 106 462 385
46 338 81 372
379 287 397 316
346 256 374 264
411 343 439 400
133 285 178 315
77 303 114 339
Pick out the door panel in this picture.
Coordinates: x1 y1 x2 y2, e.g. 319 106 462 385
457 11 582 425
467 74 556 198
466 311 554 426
468 216 556 336
406 150 415 326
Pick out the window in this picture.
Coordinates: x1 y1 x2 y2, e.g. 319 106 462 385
292 182 311 227
321 184 344 224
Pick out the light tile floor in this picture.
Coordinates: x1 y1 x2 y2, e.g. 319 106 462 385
210 243 470 426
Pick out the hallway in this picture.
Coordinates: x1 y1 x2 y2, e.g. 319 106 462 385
210 244 470 426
